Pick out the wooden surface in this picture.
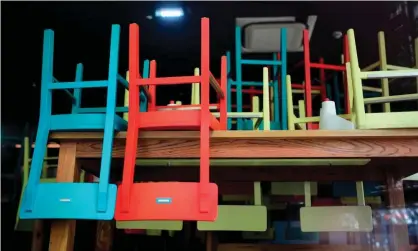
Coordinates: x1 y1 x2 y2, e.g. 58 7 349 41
50 130 418 159
49 143 80 251
50 129 418 139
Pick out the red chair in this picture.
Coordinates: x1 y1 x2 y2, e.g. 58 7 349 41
303 30 350 129
115 17 226 222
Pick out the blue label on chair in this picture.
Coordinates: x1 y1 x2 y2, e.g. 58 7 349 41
156 198 172 204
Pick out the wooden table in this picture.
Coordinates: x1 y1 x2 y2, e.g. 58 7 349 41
46 130 418 251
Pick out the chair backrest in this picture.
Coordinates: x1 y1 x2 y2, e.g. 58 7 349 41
300 181 373 232
197 181 267 231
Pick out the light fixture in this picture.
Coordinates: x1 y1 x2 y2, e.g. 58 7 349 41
155 7 184 18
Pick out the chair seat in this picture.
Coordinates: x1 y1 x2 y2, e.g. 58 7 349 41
236 16 315 53
20 183 117 220
197 205 267 231
244 22 306 53
50 113 127 131
300 206 373 232
14 177 57 231
115 182 218 221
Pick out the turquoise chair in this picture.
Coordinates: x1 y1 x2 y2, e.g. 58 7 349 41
225 52 268 130
19 24 127 220
232 19 287 130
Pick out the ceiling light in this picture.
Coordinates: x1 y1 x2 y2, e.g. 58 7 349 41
155 8 184 18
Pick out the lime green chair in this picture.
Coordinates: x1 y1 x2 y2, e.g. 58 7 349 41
347 29 418 129
300 181 372 232
197 181 267 231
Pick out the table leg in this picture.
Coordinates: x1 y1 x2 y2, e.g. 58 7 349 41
206 232 218 251
206 232 212 251
31 220 44 251
94 220 114 251
49 142 80 251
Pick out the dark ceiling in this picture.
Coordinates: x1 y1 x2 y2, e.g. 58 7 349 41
1 1 396 126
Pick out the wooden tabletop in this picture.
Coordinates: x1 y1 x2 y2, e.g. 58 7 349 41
50 129 418 159
51 129 418 140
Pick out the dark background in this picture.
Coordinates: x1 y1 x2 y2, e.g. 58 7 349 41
2 1 416 128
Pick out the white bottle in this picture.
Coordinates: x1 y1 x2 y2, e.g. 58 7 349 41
319 99 354 130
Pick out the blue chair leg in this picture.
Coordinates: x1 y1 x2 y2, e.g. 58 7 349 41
22 29 55 213
280 28 288 130
97 24 120 212
71 63 84 114
235 26 244 130
326 82 333 101
272 53 280 130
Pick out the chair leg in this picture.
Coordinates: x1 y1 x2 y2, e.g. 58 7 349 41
120 123 139 213
97 24 120 213
97 83 118 212
21 122 50 213
97 120 115 213
199 111 211 213
281 28 288 130
235 26 244 130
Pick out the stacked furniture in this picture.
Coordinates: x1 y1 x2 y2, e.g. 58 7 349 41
18 14 418 251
